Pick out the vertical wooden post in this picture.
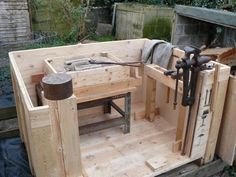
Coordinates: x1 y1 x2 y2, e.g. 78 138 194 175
43 73 83 177
172 105 188 152
145 76 156 122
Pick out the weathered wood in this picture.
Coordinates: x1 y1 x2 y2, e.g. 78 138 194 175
0 128 19 139
0 2 28 10
115 3 173 39
158 158 227 177
0 106 17 121
0 0 31 43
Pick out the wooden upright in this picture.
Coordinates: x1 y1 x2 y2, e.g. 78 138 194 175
43 73 83 177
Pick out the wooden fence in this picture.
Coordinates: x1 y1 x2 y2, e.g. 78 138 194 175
0 0 31 44
115 3 174 40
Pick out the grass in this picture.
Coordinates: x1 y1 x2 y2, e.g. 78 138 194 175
143 17 172 42
88 34 115 42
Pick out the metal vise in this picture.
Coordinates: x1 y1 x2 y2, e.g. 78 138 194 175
173 46 212 109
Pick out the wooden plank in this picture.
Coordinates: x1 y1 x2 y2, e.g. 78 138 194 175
144 64 183 94
201 48 236 61
30 107 66 177
158 158 228 177
175 106 187 142
10 67 35 174
216 76 236 165
183 73 204 156
190 73 213 159
31 72 45 83
146 154 191 172
0 128 19 139
0 106 17 121
204 65 231 163
0 2 28 10
74 78 141 103
173 105 188 152
56 96 83 177
145 76 156 121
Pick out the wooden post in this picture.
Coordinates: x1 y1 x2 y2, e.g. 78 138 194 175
145 76 156 122
43 73 83 177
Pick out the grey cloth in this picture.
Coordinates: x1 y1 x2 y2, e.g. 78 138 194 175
141 40 175 69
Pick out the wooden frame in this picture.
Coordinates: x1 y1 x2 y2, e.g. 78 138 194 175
9 39 231 177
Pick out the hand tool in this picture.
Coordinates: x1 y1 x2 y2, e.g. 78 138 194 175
165 46 213 155
171 46 212 109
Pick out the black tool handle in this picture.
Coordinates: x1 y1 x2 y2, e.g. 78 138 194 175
188 67 198 106
173 67 179 110
181 66 190 106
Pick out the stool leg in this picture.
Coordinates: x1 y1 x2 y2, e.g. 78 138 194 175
123 92 131 133
104 101 111 114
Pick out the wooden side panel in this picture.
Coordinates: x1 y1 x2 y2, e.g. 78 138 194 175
10 63 35 175
11 54 66 177
183 72 204 156
217 76 236 165
190 71 214 159
204 65 231 163
10 39 146 106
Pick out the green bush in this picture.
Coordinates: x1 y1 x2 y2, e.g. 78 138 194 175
143 17 172 41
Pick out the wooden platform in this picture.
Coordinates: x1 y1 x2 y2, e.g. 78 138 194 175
80 115 192 177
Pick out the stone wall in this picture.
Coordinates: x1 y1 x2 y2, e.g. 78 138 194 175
171 6 236 49
172 15 214 49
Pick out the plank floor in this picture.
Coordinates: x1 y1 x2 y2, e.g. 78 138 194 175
80 116 191 177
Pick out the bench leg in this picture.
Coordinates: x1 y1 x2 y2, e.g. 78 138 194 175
103 101 111 114
123 92 131 133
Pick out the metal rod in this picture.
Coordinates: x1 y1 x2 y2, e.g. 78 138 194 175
173 68 179 110
88 59 142 67
110 101 125 117
124 92 131 133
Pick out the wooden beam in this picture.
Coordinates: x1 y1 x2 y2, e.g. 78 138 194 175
145 76 156 121
144 64 183 94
